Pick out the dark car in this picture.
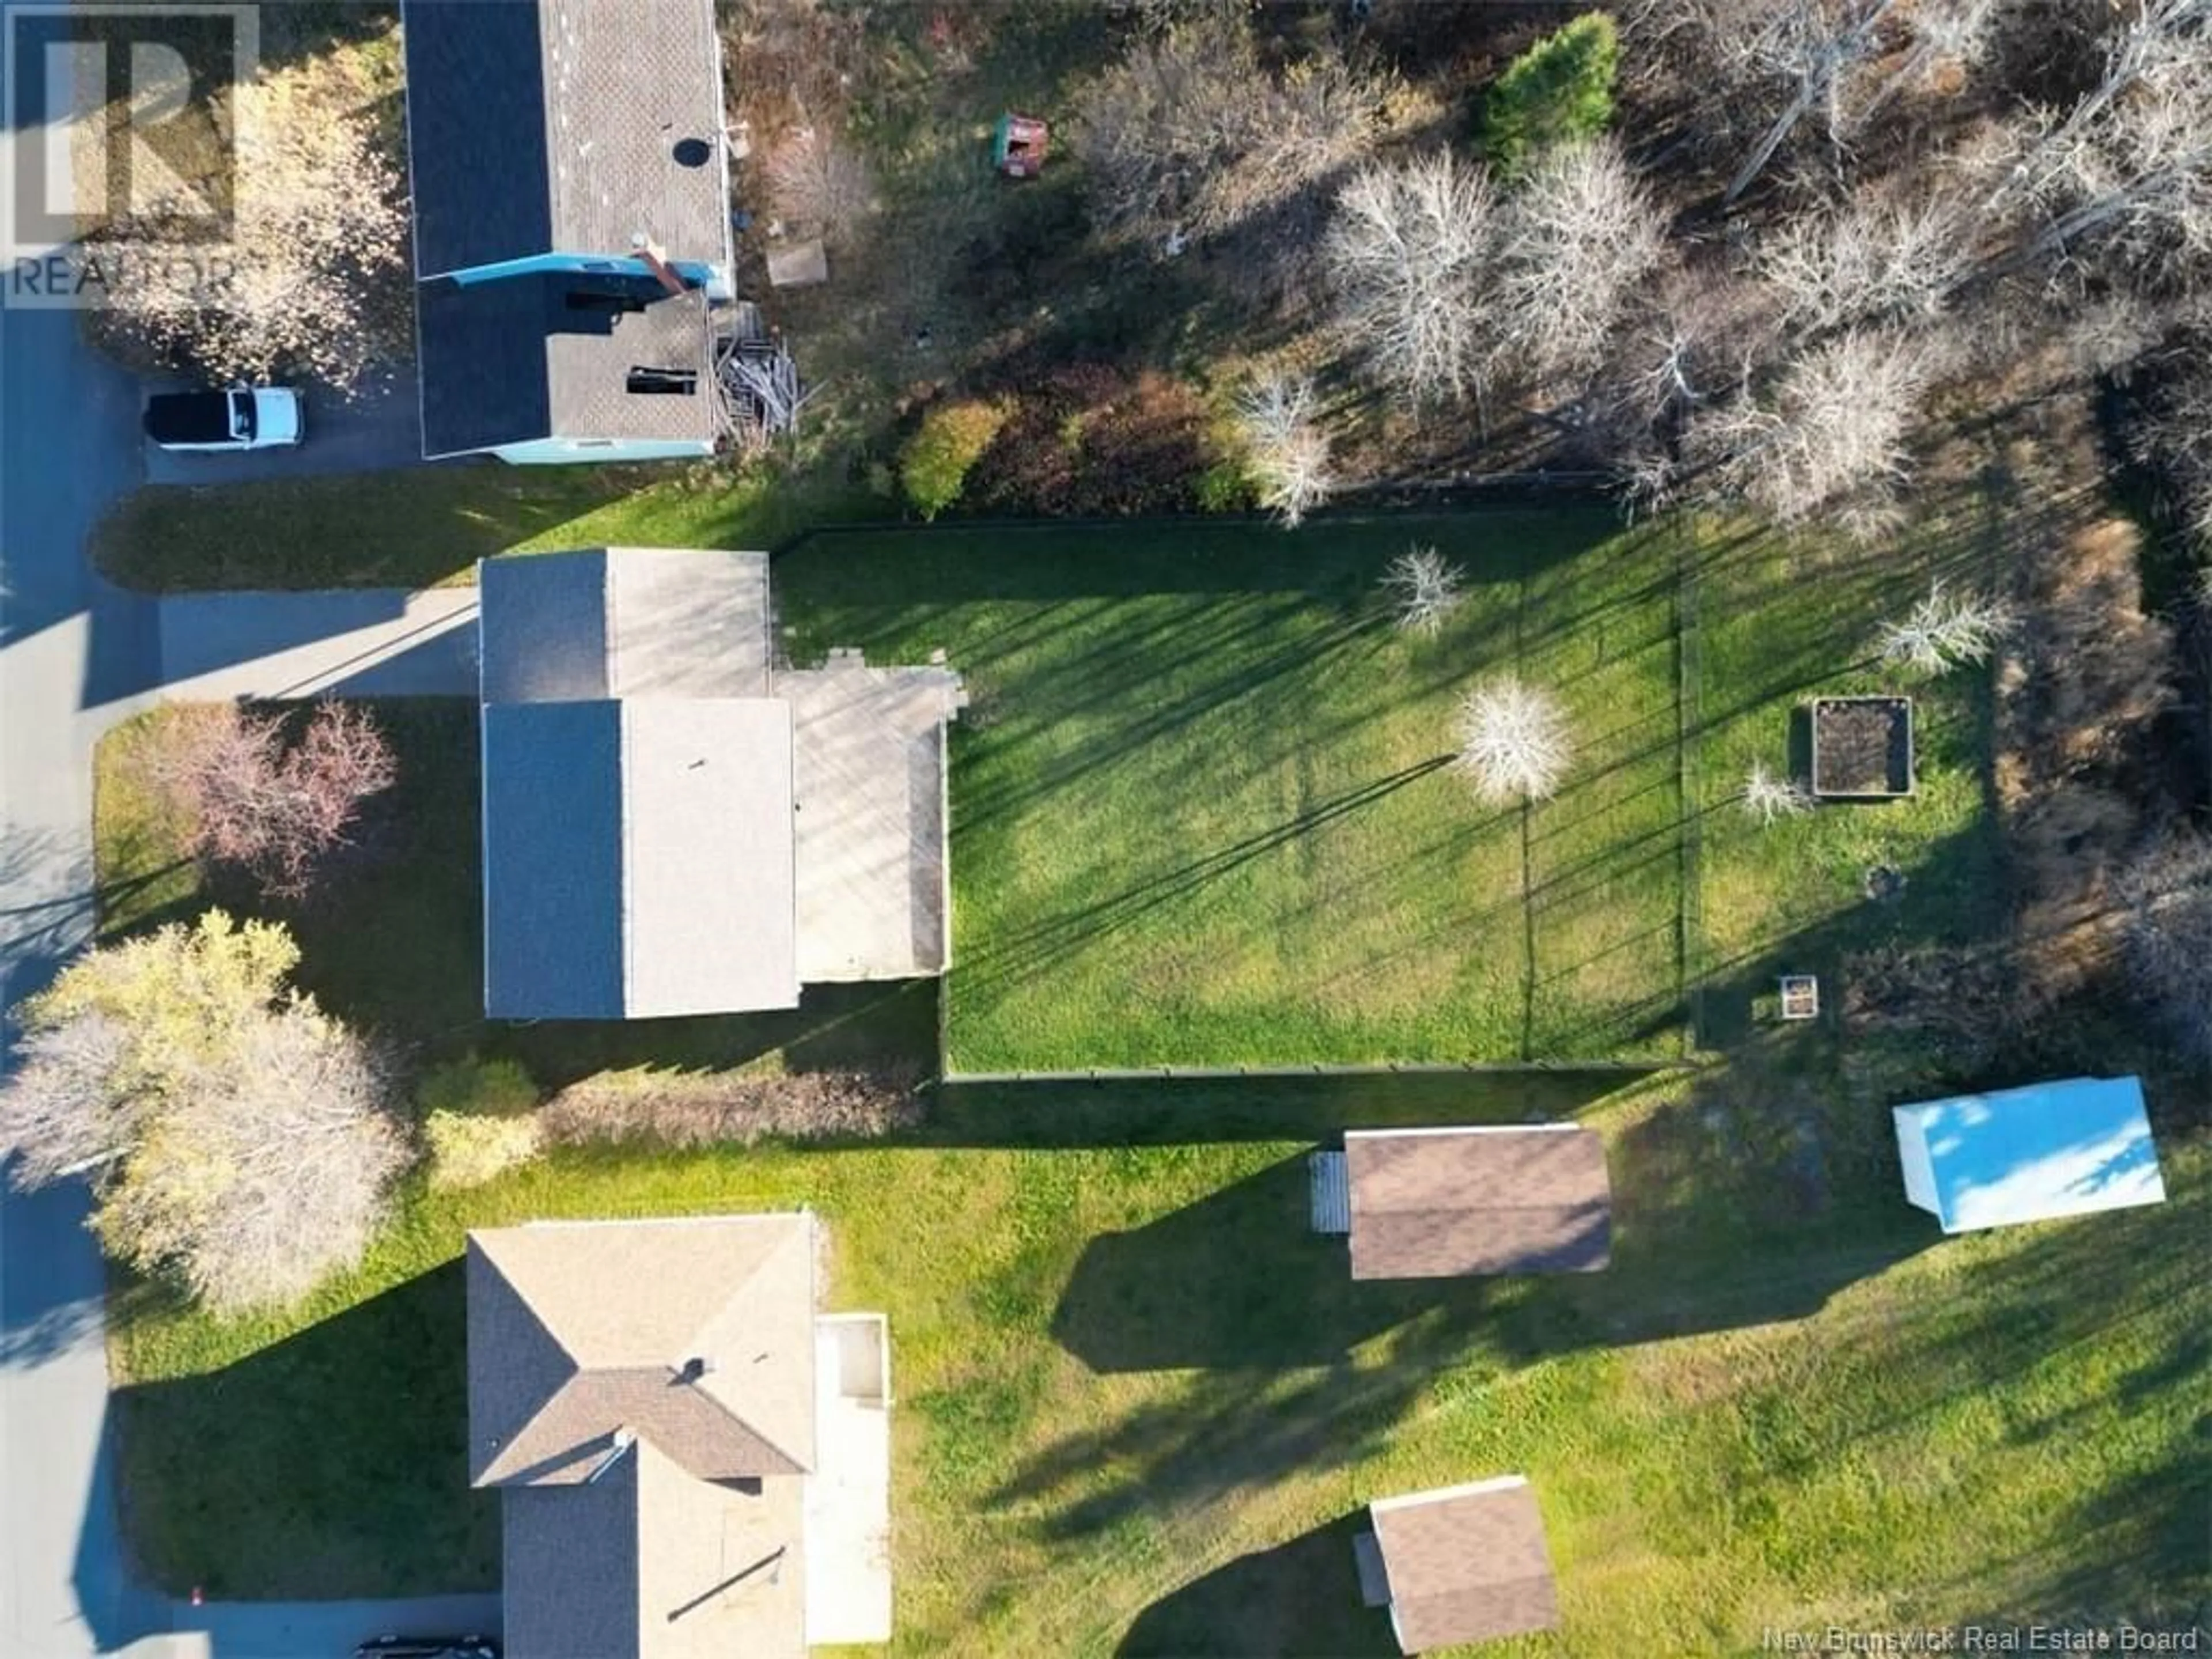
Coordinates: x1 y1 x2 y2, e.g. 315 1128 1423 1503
352 1637 498 1659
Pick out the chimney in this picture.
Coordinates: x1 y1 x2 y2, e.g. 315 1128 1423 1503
630 232 688 297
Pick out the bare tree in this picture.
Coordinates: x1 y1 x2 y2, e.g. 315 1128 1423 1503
1876 582 2018 673
1974 0 2212 288
0 912 407 1310
1073 17 1386 264
1380 546 1468 634
1690 327 1940 522
2119 833 2212 1060
1491 138 1668 387
94 1005 406 1308
764 125 877 240
1455 677 1574 802
1760 191 1971 331
137 701 397 900
1235 373 1337 528
88 46 410 389
1325 152 1500 404
1740 760 1815 824
1721 0 1902 206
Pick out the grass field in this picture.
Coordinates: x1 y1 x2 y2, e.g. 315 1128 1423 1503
89 461 874 592
108 1071 2211 1647
776 512 1688 1069
94 502 2165 1645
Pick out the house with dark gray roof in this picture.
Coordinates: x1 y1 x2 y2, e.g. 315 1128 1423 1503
467 1214 893 1658
1310 1124 1612 1278
1354 1476 1562 1652
477 547 964 1021
400 0 734 463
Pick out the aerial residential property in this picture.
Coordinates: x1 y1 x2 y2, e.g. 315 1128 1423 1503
0 1 2206 1657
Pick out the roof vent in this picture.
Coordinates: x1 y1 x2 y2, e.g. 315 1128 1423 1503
678 1355 711 1384
673 137 713 168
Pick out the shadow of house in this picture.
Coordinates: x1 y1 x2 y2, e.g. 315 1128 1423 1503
111 1262 498 1599
1117 1512 1397 1658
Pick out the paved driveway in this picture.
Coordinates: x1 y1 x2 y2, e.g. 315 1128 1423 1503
142 364 431 487
158 589 479 700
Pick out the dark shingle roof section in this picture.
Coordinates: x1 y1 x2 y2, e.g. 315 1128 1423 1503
481 700 627 1020
417 276 555 457
1370 1479 1560 1652
418 272 716 458
1346 1126 1612 1279
478 551 615 705
401 0 730 276
501 1470 644 1659
401 0 552 275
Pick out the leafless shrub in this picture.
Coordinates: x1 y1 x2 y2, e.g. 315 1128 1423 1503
539 1067 924 1149
1234 373 1336 528
135 701 397 900
1877 582 2019 673
2120 833 2212 1059
1380 546 1467 635
764 125 877 240
88 44 410 388
1691 327 1940 522
1493 138 1668 387
1760 191 1971 331
1454 676 1574 803
1325 151 1500 404
1741 760 1814 824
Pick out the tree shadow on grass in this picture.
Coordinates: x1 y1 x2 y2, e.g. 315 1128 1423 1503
1117 1511 1397 1658
112 1262 496 1599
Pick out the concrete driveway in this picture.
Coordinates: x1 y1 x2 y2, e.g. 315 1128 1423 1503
142 363 432 487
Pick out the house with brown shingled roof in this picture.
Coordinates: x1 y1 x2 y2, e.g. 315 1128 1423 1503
466 1214 892 1659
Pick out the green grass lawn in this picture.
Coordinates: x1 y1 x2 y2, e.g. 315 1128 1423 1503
90 460 878 592
108 1070 2211 1647
776 512 1691 1070
93 503 2151 1645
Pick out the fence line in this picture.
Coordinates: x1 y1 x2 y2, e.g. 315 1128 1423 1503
1676 524 1710 1052
940 1059 1691 1086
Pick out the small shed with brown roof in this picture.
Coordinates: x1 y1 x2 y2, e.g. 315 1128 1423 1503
1358 1476 1561 1653
1336 1124 1611 1279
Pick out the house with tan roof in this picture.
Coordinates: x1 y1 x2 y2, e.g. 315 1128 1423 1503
476 547 965 1020
1310 1124 1612 1278
465 1214 892 1659
1354 1476 1562 1652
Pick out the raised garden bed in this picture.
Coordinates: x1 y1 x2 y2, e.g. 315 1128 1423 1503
1809 696 1915 799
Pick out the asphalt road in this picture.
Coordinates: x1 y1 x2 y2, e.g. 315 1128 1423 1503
0 118 491 1657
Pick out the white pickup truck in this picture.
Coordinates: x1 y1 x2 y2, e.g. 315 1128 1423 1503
142 387 304 452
